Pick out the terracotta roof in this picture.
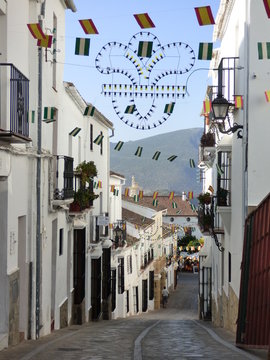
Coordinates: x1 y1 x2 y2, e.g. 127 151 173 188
122 208 154 228
122 195 196 216
110 170 125 179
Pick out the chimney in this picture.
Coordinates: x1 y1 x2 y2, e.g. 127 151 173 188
182 192 187 201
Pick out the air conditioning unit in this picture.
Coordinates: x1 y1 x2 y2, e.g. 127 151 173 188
0 152 10 177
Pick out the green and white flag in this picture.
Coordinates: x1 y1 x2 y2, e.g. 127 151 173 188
134 194 139 202
258 42 270 59
152 151 161 160
114 141 124 151
176 210 182 214
167 155 177 162
190 203 196 212
164 102 175 114
125 105 136 114
135 146 143 157
43 107 55 121
152 199 158 207
84 105 95 116
28 110 35 124
172 201 177 209
69 127 81 136
75 37 90 56
137 41 153 58
114 189 119 196
189 159 196 168
94 134 104 145
198 42 213 60
93 181 98 189
216 163 224 176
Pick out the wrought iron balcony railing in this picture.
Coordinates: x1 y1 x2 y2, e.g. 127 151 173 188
53 156 74 200
0 64 30 141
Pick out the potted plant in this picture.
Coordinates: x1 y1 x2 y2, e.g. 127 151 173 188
75 161 98 186
197 192 212 205
202 213 212 231
217 188 228 206
200 132 215 147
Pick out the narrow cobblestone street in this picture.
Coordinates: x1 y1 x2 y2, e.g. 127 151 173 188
0 273 267 360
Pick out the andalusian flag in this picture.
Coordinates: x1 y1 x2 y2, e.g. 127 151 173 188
208 185 214 193
79 19 99 34
75 38 90 56
152 151 161 160
110 185 115 193
84 105 95 116
124 188 129 197
27 23 46 40
263 0 270 18
216 164 224 176
137 41 153 57
167 155 177 162
135 146 143 157
114 141 124 151
43 107 55 121
234 95 243 109
265 90 270 102
152 199 158 207
169 192 174 200
172 201 177 209
69 127 81 136
164 102 175 114
203 100 211 113
37 35 52 48
134 13 155 28
153 191 158 200
125 105 136 114
94 134 104 145
257 42 270 59
189 159 196 168
176 210 182 215
194 6 215 26
139 190 143 199
134 194 139 202
190 203 196 212
114 189 119 196
198 43 213 60
188 191 194 200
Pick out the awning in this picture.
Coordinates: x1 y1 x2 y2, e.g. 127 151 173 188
217 134 232 152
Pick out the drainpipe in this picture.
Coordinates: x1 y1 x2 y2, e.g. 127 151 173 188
36 0 45 340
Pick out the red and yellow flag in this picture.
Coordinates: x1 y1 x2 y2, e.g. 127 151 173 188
169 191 174 200
153 191 158 200
263 0 270 18
37 35 52 48
110 185 115 193
188 191 193 200
265 90 270 102
98 181 102 189
79 19 99 34
195 6 215 26
134 13 155 28
124 188 129 197
234 95 243 109
203 100 211 114
139 190 144 199
27 23 46 40
208 185 214 194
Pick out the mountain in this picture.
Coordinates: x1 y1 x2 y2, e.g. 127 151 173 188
110 128 203 195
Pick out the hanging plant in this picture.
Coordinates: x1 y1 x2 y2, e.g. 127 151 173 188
75 161 98 186
200 132 215 147
197 192 212 205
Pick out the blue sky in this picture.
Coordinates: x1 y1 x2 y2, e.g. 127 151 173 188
64 1 220 142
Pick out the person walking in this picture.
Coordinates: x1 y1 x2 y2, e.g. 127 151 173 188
162 286 169 308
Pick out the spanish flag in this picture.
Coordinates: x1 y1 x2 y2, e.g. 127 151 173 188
125 188 129 197
194 6 215 26
203 100 211 114
153 191 158 200
139 190 143 199
27 23 46 40
79 19 99 34
110 185 115 193
37 35 52 48
263 0 270 18
234 95 243 109
134 13 155 29
265 90 270 102
169 192 174 200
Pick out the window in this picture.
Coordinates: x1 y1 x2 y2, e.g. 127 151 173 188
149 271 154 300
59 228 63 255
217 151 231 206
90 123 93 151
100 131 103 155
118 258 124 294
111 269 116 311
126 290 129 313
133 286 139 313
127 255 132 274
228 252 231 283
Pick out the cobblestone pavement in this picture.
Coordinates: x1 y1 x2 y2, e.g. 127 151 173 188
0 273 267 360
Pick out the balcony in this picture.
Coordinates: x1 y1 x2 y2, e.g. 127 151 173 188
0 64 31 144
52 155 74 207
197 204 212 234
140 249 154 270
111 220 126 249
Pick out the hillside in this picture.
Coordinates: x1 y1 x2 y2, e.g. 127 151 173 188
110 128 203 195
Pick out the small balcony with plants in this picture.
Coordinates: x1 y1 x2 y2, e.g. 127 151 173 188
69 161 99 212
52 155 74 207
197 192 212 234
0 64 31 144
198 132 216 167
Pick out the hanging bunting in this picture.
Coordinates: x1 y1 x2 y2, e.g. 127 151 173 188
69 127 81 136
134 194 139 202
167 155 177 162
27 23 46 40
198 42 213 60
176 210 182 215
257 42 270 59
234 95 243 109
133 13 155 29
84 105 95 116
137 41 153 58
152 151 161 160
125 188 129 197
203 100 211 113
94 134 104 145
190 203 196 212
37 35 53 48
189 159 196 168
114 141 124 151
172 201 177 209
216 164 224 176
98 181 102 189
75 38 90 56
125 105 136 114
135 146 143 157
114 188 119 196
164 102 175 114
194 6 215 26
265 90 270 102
169 191 174 200
153 191 158 200
208 185 214 193
43 107 56 121
152 199 158 207
263 0 270 18
110 185 115 193
79 19 99 34
139 190 144 199
188 191 194 200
